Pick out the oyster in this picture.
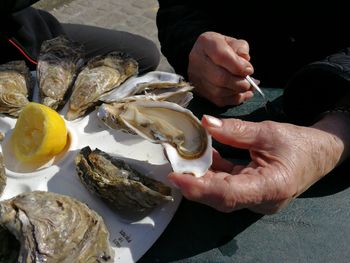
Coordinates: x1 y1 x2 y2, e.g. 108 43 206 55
0 60 33 117
100 71 194 107
0 191 113 262
0 153 5 196
66 51 138 121
75 146 173 220
98 100 212 177
37 35 84 110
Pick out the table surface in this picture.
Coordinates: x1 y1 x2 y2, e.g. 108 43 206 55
139 88 350 263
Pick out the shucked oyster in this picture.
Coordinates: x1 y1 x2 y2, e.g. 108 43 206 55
0 60 33 117
37 35 84 110
98 100 212 177
75 146 173 220
0 191 113 262
100 71 194 107
66 51 138 120
0 153 5 196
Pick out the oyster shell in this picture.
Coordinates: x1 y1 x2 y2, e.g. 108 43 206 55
0 153 5 196
66 51 138 121
100 71 194 107
75 146 173 220
98 100 212 177
37 35 84 110
0 191 113 262
0 60 33 117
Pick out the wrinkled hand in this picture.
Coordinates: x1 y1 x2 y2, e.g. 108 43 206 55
169 115 345 214
188 31 254 106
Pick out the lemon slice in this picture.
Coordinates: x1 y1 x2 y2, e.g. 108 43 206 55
11 102 68 163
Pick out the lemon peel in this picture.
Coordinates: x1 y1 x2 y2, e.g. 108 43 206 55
11 102 68 163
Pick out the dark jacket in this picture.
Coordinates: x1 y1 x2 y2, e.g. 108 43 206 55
157 0 350 124
0 0 64 69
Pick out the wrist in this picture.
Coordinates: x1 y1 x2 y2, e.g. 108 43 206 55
312 111 350 164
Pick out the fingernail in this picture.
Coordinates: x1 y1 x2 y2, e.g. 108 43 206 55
237 47 248 56
244 66 253 75
204 115 222 127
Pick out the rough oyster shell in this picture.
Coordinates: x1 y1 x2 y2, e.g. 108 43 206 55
98 100 212 177
0 61 33 117
37 35 84 110
66 51 138 121
100 71 194 107
0 153 5 196
75 146 173 220
0 191 113 262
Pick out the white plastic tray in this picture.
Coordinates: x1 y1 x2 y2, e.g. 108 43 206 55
0 80 182 262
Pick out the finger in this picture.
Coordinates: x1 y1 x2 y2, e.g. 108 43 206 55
201 36 253 76
168 169 273 212
225 37 251 61
168 171 235 211
231 90 254 105
190 53 251 93
201 115 264 149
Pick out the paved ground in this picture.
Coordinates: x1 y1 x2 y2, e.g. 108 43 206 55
35 0 174 72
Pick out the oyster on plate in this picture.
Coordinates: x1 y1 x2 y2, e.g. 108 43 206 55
37 35 84 110
0 60 33 117
0 191 114 262
100 71 194 107
0 153 5 196
98 100 212 177
66 51 138 121
75 146 173 220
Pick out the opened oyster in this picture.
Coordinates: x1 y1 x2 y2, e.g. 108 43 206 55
98 100 212 177
66 51 138 120
37 35 84 110
75 146 173 220
0 60 33 117
100 71 194 107
0 191 113 262
0 153 5 196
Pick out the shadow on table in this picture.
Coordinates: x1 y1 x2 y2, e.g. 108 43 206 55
139 200 262 262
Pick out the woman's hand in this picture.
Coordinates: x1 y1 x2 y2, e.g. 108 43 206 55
168 115 346 214
188 32 255 106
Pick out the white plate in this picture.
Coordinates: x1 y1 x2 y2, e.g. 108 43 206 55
0 76 182 262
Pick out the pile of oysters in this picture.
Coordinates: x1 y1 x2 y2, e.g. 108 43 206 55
0 35 213 261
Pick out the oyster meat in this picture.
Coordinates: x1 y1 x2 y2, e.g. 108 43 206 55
37 35 84 110
98 100 212 177
0 153 5 196
0 60 33 117
66 51 138 120
75 146 173 220
0 191 113 262
100 71 194 107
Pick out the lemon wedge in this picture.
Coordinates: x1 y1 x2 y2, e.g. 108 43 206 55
11 102 68 163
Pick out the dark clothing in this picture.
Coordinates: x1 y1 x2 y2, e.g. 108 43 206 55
156 1 350 124
0 1 160 73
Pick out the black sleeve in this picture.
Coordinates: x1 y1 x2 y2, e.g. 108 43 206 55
283 48 350 125
0 0 39 14
157 0 218 78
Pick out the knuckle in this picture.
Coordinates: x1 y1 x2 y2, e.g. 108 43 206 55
238 39 250 50
212 70 228 86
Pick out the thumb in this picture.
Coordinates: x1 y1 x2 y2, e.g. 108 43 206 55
202 115 263 149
